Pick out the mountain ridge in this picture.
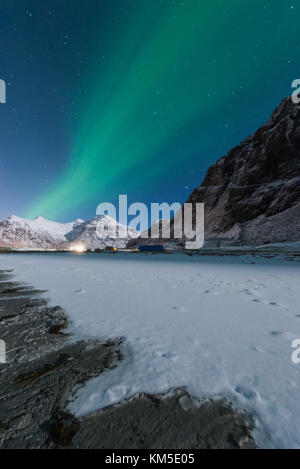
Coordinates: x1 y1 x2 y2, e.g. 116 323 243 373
186 97 300 245
0 214 139 250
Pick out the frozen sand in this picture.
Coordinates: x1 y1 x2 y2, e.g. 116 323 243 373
1 252 300 448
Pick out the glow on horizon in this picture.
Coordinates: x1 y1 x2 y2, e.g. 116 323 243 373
70 244 87 253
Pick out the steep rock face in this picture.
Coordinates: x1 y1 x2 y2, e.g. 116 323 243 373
129 97 300 248
187 97 300 245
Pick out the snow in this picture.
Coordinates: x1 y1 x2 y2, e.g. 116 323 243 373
31 216 78 240
1 252 300 449
6 215 77 240
0 215 80 247
0 215 139 249
67 215 140 249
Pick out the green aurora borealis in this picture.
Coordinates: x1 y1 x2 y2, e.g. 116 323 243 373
21 0 299 220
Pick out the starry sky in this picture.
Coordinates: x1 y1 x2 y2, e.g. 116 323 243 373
0 0 299 222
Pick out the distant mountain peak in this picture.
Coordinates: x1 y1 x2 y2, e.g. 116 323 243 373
0 213 138 250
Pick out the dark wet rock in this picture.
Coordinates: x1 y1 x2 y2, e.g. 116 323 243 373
71 389 256 449
0 272 122 449
47 410 80 447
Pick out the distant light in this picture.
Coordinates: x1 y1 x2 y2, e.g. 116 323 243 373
70 244 86 253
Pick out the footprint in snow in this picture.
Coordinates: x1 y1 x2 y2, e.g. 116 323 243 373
235 385 260 402
270 330 282 337
107 386 128 402
250 346 264 353
74 289 85 294
155 350 177 360
162 352 178 361
241 289 253 296
172 306 188 313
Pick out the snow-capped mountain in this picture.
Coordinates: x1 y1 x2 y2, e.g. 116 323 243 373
0 215 82 249
65 215 140 249
0 214 139 250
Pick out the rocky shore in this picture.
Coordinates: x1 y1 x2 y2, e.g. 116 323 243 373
0 270 256 449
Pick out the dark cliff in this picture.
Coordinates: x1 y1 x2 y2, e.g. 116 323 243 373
129 97 300 248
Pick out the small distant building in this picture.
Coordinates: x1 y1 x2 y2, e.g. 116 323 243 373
139 245 164 253
0 247 12 253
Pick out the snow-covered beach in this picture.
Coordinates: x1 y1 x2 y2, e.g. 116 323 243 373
1 252 300 449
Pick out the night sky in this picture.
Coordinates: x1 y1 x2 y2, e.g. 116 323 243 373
0 1 299 222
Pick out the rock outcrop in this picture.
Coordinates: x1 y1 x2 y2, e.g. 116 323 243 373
187 97 300 245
